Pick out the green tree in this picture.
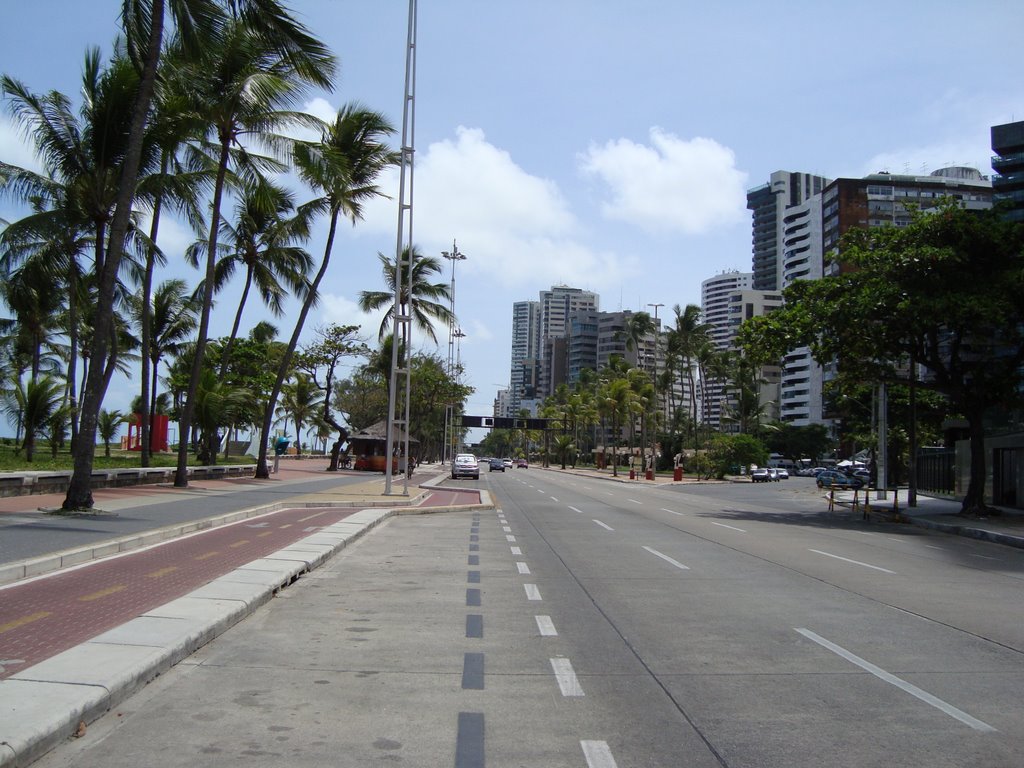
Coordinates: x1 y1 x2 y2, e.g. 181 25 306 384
254 104 398 479
276 372 322 458
740 201 1024 515
9 375 64 462
706 433 768 479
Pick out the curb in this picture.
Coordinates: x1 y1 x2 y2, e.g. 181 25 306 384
902 514 1024 550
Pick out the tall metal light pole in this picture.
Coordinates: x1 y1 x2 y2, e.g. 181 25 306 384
441 242 466 464
647 303 664 475
452 328 467 456
384 0 417 496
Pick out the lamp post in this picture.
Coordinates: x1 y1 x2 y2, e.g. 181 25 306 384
441 241 466 464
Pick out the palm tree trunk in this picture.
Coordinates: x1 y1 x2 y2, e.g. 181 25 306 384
63 0 165 510
140 163 166 467
255 212 339 479
175 139 232 487
218 266 254 378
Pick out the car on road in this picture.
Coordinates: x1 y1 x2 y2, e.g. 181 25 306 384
751 467 771 483
451 453 480 480
488 457 505 472
816 469 863 490
502 458 513 469
516 458 528 468
775 468 789 480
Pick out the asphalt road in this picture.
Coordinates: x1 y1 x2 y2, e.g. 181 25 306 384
30 469 1024 768
0 472 376 566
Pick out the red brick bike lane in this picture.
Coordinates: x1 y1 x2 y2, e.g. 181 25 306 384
0 506 360 679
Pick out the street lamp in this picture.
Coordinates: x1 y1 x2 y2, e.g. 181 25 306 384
441 242 467 463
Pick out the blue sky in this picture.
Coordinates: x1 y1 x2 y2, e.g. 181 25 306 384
2 1 1022 438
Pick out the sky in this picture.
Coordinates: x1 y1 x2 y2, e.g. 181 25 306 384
2 1 1023 443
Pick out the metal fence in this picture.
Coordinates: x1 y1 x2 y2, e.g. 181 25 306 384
916 448 955 495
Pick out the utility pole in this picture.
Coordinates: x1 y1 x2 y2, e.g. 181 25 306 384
647 303 664 476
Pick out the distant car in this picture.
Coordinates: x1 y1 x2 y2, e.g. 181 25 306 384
775 468 789 480
502 458 513 469
516 458 528 468
852 469 872 483
488 457 505 472
816 470 863 490
451 453 480 480
751 467 771 483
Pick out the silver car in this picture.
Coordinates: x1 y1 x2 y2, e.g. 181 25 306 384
451 453 480 479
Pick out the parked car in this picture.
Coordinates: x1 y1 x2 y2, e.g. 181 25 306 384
852 468 872 483
775 468 790 479
451 453 480 480
816 470 864 490
488 457 505 472
751 467 771 483
516 458 528 468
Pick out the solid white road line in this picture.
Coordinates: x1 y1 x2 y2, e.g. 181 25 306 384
524 583 542 601
643 546 690 570
569 505 584 514
510 546 522 555
581 740 619 768
535 615 557 636
712 521 747 533
795 628 996 732
516 561 531 574
809 549 896 574
592 519 615 531
660 507 684 516
626 498 642 505
550 657 584 696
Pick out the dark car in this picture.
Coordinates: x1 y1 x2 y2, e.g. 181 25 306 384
816 470 864 490
516 458 528 468
488 458 505 472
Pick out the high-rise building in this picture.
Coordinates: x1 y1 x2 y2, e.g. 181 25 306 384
747 171 830 291
508 300 540 415
536 286 599 399
991 120 1024 223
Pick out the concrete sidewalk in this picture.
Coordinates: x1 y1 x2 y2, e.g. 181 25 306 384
0 462 490 768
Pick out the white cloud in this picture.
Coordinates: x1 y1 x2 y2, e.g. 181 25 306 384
0 116 43 174
578 128 749 234
350 126 631 290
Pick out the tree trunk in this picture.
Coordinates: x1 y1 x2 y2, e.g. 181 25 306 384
960 408 991 516
63 0 165 511
255 213 339 479
175 139 232 487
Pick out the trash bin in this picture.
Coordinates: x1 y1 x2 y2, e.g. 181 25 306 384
673 467 683 482
645 469 654 481
629 469 635 480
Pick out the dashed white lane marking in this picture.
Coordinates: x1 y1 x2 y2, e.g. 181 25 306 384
581 740 619 768
626 498 642 505
809 549 895 574
925 544 944 550
550 496 559 502
643 546 690 570
550 657 584 696
535 615 557 636
511 546 523 555
712 521 747 533
603 491 613 496
516 561 531 574
506 534 517 542
503 526 512 532
524 584 542 600
795 628 996 732
569 505 584 514
969 553 999 561
592 519 614 531
660 507 683 516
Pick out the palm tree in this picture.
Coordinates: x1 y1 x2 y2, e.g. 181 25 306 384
173 14 336 488
276 372 322 458
253 104 398 479
668 303 709 447
187 177 313 374
97 409 126 458
358 246 454 344
599 377 633 478
131 278 201 432
8 375 64 462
